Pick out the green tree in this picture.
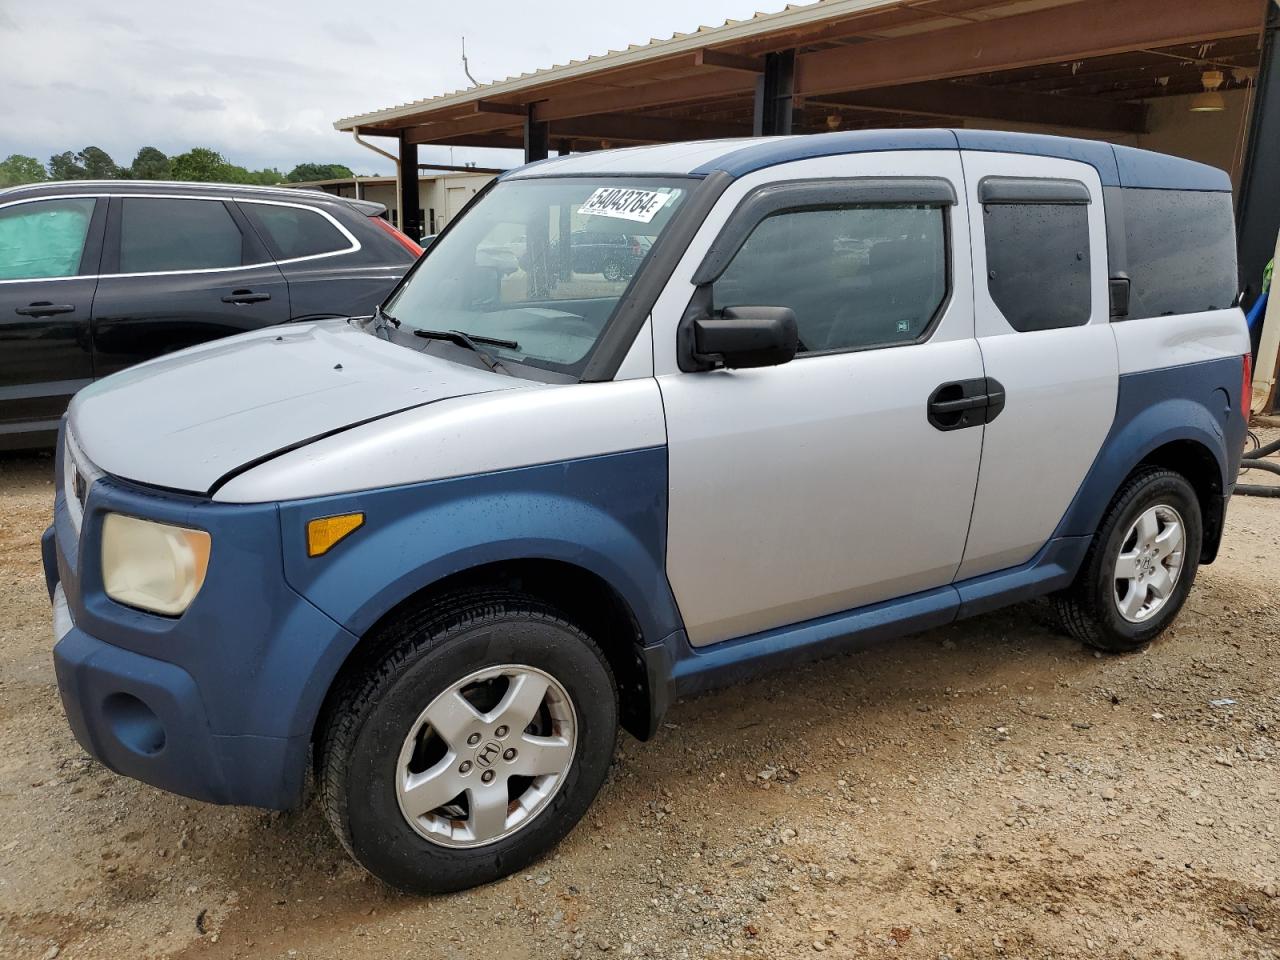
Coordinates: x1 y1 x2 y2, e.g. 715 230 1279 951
130 146 172 180
286 162 354 183
76 145 119 179
48 151 88 181
0 154 47 186
170 147 232 182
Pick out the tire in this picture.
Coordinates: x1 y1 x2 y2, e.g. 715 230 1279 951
1052 467 1202 653
602 258 625 282
318 591 617 894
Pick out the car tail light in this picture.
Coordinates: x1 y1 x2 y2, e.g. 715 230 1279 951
1242 353 1253 419
371 215 423 257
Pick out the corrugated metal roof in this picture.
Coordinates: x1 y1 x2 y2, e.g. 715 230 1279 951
334 0 916 130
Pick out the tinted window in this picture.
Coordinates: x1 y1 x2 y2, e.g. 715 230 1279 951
119 197 242 273
1122 188 1236 319
983 201 1090 331
0 197 96 280
243 202 351 259
715 204 948 353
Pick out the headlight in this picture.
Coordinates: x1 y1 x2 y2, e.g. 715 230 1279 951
101 514 211 616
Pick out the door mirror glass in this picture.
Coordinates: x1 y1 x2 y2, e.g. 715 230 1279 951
693 306 798 369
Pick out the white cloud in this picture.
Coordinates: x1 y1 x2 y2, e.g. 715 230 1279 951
0 0 792 176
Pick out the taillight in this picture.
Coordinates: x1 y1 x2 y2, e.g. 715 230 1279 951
1242 353 1253 419
371 215 423 257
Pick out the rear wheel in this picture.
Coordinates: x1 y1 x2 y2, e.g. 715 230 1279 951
602 258 625 281
1052 467 1202 653
318 592 617 894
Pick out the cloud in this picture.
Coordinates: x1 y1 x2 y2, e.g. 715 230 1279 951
168 92 226 113
2 0 792 174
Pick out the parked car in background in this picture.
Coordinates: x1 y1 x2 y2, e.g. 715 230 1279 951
560 229 650 280
0 180 421 449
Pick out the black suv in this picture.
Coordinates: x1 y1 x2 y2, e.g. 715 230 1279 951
0 180 422 448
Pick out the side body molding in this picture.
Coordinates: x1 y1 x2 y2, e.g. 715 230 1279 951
1051 356 1246 551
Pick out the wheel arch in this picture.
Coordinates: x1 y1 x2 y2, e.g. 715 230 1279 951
1055 394 1229 563
312 555 661 746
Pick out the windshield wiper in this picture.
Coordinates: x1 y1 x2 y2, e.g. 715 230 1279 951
371 303 400 338
413 328 516 373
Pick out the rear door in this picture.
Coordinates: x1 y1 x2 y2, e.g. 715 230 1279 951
0 195 105 443
237 198 403 320
91 194 289 377
956 152 1118 579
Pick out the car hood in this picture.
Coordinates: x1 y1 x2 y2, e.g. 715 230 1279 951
69 319 521 494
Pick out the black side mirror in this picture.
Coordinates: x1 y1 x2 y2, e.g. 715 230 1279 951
693 306 798 369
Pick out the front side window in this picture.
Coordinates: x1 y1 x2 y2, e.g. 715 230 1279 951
384 177 691 377
714 204 948 353
242 202 351 260
119 197 243 274
984 200 1091 332
0 197 96 280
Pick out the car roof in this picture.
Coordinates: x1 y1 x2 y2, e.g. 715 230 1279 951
0 179 376 208
504 128 1231 192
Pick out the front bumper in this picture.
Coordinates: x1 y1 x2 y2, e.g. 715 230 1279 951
51 583 310 807
46 431 359 809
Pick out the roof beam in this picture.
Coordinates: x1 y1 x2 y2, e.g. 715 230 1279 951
548 112 750 143
694 48 766 73
794 0 1262 97
473 99 528 116
812 79 1148 133
404 112 522 144
532 70 756 123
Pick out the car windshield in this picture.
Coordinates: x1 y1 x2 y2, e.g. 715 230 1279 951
383 176 694 378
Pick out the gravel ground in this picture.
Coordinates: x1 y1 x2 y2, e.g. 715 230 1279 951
1 442 1278 960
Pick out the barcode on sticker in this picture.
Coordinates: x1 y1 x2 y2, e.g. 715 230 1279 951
578 187 671 223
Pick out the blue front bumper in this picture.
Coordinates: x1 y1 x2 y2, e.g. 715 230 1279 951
46 434 359 810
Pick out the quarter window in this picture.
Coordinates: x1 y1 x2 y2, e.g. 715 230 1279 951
0 198 97 280
1121 188 1236 319
714 204 948 353
119 197 243 273
983 199 1091 331
242 203 351 260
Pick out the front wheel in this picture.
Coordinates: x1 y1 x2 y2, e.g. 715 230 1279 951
1052 467 1202 653
318 593 618 894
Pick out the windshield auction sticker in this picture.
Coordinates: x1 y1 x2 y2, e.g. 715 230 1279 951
577 187 673 223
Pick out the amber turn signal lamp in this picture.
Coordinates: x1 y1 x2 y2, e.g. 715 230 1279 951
306 513 365 557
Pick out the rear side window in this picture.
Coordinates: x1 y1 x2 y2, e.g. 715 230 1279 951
119 197 243 273
0 197 96 280
241 202 351 260
714 204 949 353
983 199 1091 332
1121 188 1236 319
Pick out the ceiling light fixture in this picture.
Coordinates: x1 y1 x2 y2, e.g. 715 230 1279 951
1190 68 1226 112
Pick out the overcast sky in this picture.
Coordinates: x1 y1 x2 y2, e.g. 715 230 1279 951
0 0 792 175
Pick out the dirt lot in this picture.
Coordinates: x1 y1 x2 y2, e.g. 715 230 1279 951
1 446 1278 960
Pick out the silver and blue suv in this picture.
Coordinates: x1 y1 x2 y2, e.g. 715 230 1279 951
44 130 1250 893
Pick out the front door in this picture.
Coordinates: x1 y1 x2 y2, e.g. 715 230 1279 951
0 195 105 443
91 194 290 377
658 152 985 647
